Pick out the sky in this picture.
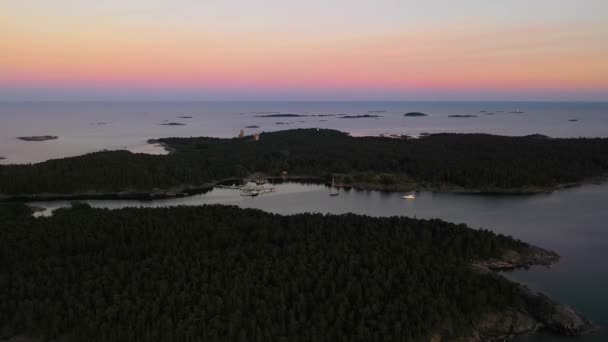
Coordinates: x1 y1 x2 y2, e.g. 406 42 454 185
1 0 607 101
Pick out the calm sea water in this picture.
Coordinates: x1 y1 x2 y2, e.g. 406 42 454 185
1 101 607 164
32 182 608 341
5 101 608 340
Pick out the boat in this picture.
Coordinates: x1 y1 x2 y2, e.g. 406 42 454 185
241 190 259 197
403 194 416 200
330 176 339 196
240 182 275 197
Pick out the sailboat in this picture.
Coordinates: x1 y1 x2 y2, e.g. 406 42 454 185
330 176 339 196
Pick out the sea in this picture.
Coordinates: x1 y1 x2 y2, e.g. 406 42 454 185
3 101 608 341
1 101 607 164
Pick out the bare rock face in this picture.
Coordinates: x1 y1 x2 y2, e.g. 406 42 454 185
474 309 540 340
520 288 597 336
466 285 597 341
475 247 560 270
470 246 596 340
17 135 58 142
548 304 593 335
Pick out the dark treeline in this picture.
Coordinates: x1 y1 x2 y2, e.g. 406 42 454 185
0 203 529 341
2 129 608 194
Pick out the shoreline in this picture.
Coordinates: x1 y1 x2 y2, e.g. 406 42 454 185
467 247 597 341
332 173 608 195
12 204 599 341
1 187 599 340
2 173 604 203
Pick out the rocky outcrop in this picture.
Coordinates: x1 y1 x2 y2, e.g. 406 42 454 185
473 309 541 340
431 286 597 342
474 247 559 270
17 136 58 141
467 247 597 341
520 286 597 336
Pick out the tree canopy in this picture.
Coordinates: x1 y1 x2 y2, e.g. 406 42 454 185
0 203 531 341
2 129 608 195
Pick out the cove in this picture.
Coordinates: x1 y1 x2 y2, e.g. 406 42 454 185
31 181 608 341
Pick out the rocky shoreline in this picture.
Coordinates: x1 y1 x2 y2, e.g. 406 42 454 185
2 173 606 203
463 247 598 341
474 246 560 270
0 184 216 202
466 288 597 341
17 135 58 142
463 283 598 342
332 174 608 195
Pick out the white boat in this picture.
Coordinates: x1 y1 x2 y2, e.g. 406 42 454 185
241 190 258 197
330 176 339 196
240 181 276 197
403 194 416 199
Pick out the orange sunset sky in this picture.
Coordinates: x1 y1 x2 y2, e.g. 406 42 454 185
1 1 607 100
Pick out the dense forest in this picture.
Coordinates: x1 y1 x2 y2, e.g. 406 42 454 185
2 129 608 195
0 203 533 341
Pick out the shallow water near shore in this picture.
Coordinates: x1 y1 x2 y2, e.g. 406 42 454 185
31 181 608 341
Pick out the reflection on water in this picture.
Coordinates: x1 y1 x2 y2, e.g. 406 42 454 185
31 182 608 341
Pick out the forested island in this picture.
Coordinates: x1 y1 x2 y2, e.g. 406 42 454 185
0 203 594 341
448 115 477 118
17 136 58 142
1 129 608 199
159 122 186 126
339 114 382 119
256 114 306 118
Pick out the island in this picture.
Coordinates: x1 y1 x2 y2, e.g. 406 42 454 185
404 112 428 117
17 135 59 142
0 203 595 341
159 122 186 126
2 129 608 199
569 119 579 122
339 114 382 119
0 157 5 160
245 125 260 128
178 116 193 119
448 114 477 118
275 121 288 125
367 110 387 113
256 113 307 118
